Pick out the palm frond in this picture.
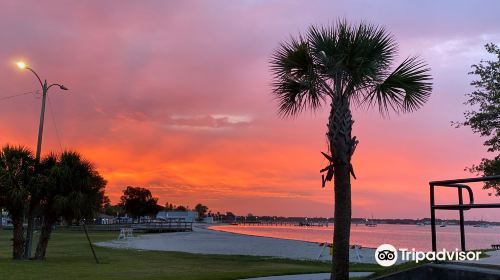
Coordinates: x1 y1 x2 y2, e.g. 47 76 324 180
0 145 35 214
270 35 327 117
270 20 433 117
364 56 432 114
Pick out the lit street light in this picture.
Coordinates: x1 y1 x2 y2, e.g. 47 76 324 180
17 61 68 159
16 60 68 259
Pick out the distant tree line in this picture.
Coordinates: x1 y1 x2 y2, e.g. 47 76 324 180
100 186 223 222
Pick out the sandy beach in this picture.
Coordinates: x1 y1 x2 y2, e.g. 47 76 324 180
96 224 378 263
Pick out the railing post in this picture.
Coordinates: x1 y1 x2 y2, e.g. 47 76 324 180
428 176 500 253
458 187 466 251
430 183 437 252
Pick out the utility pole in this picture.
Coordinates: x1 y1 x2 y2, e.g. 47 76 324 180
16 61 68 259
36 80 48 160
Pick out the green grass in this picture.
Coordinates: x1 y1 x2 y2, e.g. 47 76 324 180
0 229 380 280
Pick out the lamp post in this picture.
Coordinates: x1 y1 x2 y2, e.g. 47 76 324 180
16 61 68 259
17 61 68 160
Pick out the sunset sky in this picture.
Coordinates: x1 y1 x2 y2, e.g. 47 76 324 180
0 1 499 220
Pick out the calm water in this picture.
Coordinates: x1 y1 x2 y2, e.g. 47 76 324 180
210 224 500 251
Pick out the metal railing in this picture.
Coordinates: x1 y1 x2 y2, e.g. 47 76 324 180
429 175 500 251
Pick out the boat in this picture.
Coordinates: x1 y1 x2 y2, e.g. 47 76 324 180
440 221 447 227
473 223 489 228
473 217 489 228
365 215 377 227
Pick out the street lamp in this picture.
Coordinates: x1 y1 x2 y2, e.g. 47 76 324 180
16 61 67 159
16 60 68 258
16 61 27 70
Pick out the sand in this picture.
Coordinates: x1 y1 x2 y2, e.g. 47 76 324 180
96 224 378 263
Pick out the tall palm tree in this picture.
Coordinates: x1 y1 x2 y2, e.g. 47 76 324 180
0 145 35 259
34 151 106 260
32 153 58 260
270 21 432 280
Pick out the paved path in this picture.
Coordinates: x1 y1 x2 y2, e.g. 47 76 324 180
240 272 372 280
466 249 500 266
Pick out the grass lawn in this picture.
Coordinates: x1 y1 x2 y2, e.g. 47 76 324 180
0 229 382 280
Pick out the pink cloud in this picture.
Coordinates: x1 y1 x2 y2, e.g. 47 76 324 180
0 0 498 219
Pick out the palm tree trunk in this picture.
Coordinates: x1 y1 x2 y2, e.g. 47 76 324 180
332 162 351 280
328 96 355 280
23 199 37 259
34 215 56 260
11 213 25 260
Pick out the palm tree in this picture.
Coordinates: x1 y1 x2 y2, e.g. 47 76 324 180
194 203 209 221
270 21 432 280
34 151 106 260
0 145 36 259
32 153 58 260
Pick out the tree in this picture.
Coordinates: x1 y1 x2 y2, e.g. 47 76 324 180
456 43 499 193
164 202 174 210
225 212 236 222
119 186 159 218
0 145 36 259
270 21 432 280
101 195 126 216
107 204 126 216
175 205 188 211
34 151 106 259
194 203 208 220
31 153 58 260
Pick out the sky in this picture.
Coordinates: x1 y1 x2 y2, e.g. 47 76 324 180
0 0 499 220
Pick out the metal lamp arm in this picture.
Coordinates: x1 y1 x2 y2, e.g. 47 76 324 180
47 83 67 91
26 67 44 89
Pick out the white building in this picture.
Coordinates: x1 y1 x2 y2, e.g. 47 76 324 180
156 211 198 222
203 216 214 223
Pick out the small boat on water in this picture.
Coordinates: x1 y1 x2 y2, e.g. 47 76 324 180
440 221 447 227
365 215 377 227
416 219 431 226
473 223 489 228
473 218 489 228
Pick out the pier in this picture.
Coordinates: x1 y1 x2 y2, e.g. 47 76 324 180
69 221 193 233
234 221 329 227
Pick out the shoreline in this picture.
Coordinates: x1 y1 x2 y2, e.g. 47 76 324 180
96 223 379 263
208 224 378 249
208 223 500 252
206 223 500 267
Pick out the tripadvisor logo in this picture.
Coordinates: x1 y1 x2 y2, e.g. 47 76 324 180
375 244 482 267
375 244 398 267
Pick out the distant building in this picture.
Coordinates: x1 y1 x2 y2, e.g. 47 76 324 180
96 213 115 225
203 216 214 223
115 216 134 224
156 211 198 222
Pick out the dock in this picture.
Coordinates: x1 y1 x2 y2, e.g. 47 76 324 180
70 221 193 233
234 221 329 227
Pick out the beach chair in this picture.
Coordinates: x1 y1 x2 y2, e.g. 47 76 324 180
352 245 363 262
118 228 134 240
